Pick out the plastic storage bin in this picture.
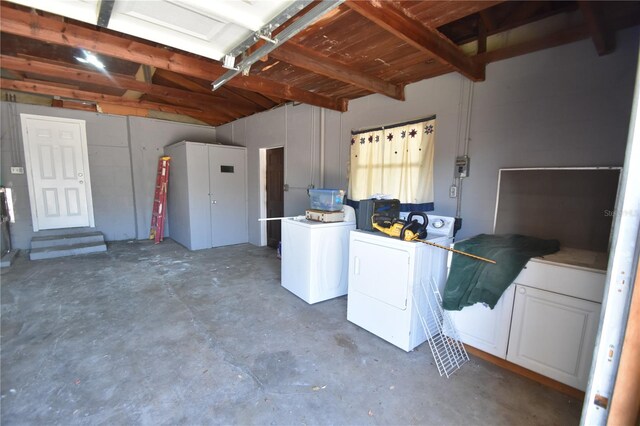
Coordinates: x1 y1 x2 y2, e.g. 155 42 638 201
309 189 345 211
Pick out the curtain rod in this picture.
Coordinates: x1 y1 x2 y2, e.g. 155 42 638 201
351 115 436 135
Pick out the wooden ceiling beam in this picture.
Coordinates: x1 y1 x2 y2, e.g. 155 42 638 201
152 69 214 95
0 54 258 116
578 1 615 56
271 42 405 100
0 78 229 124
475 5 640 66
477 15 487 54
0 5 347 112
479 10 497 32
476 25 591 65
122 64 155 100
218 86 278 110
152 68 273 110
345 0 485 82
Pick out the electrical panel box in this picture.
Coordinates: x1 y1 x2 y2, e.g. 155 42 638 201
455 155 470 178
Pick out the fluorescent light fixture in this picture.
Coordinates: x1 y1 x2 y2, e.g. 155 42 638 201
74 50 106 70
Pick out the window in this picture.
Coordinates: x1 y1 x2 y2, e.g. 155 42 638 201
348 116 436 211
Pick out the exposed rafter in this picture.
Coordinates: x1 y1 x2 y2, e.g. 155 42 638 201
345 0 485 82
0 78 229 124
476 24 591 65
1 0 638 126
219 86 281 109
271 42 405 100
0 55 260 116
578 1 615 56
152 68 278 111
0 5 348 112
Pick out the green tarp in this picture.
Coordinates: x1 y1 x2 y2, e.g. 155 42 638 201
442 234 560 311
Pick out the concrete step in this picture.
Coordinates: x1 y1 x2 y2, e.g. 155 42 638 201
30 241 107 261
0 250 19 268
30 231 105 249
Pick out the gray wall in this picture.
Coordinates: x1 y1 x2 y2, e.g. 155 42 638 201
219 27 639 244
217 103 321 245
128 117 216 239
1 103 134 249
3 28 637 249
0 105 216 249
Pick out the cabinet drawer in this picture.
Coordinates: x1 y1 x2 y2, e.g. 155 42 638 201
514 260 605 303
507 285 600 391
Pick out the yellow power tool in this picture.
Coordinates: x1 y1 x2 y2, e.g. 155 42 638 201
372 212 496 264
372 212 428 241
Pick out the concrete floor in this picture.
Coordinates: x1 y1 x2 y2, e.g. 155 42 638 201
1 239 583 425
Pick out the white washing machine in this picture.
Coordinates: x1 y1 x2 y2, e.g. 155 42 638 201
281 216 356 304
346 215 455 351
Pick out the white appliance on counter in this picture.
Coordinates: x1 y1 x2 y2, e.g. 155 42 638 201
347 215 456 352
281 212 356 304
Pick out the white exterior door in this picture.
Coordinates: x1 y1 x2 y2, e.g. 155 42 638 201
21 114 94 231
208 145 247 247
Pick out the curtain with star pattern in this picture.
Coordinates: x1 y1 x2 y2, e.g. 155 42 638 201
347 117 435 211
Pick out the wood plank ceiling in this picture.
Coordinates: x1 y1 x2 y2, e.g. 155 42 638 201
1 0 639 126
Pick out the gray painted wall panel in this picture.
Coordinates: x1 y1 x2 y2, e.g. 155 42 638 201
460 31 637 238
128 117 216 239
322 109 345 189
0 104 219 249
218 104 321 244
215 124 233 146
0 103 136 248
285 104 320 217
217 28 639 246
336 73 466 223
244 108 284 244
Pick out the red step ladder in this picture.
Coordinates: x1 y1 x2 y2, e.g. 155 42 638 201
149 156 171 244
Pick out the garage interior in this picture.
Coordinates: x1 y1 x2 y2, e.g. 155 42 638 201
1 0 640 424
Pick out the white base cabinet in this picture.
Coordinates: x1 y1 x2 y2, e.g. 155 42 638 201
506 285 600 390
449 256 605 391
449 285 515 358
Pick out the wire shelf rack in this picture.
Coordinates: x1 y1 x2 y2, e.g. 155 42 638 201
415 277 469 378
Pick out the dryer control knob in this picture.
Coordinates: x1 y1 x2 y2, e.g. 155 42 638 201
432 219 445 229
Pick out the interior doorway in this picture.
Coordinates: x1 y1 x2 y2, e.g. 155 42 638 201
263 147 284 248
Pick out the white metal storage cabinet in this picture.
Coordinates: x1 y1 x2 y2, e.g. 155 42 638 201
164 141 248 250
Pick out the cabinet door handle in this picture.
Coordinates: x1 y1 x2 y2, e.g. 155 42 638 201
519 287 526 295
354 257 360 275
